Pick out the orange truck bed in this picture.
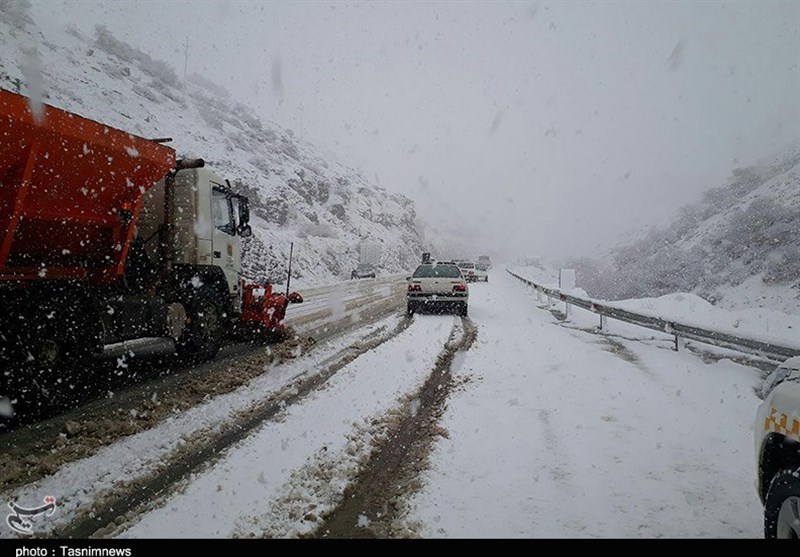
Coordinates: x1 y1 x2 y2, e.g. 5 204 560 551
0 89 175 285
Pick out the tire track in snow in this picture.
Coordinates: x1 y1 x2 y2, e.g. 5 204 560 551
313 316 478 538
52 314 413 539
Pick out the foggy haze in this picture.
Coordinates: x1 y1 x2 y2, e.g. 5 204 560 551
26 0 800 260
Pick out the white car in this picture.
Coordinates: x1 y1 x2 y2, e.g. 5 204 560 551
755 355 800 538
474 262 489 282
407 263 468 316
457 261 479 283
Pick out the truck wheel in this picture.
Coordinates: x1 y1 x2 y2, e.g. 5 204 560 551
458 303 468 317
7 291 100 418
175 285 226 362
764 466 800 538
21 291 99 368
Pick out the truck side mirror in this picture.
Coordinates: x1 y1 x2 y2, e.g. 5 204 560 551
238 195 250 226
237 195 252 237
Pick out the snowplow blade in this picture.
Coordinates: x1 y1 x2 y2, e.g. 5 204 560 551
238 283 289 340
0 89 175 284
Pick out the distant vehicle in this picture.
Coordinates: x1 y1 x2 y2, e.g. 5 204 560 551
351 263 377 279
474 263 489 282
478 255 492 269
457 261 479 283
755 356 800 538
406 263 468 316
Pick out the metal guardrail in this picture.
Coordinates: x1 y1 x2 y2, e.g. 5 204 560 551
506 269 800 362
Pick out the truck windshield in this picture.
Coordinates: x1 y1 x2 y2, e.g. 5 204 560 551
212 188 234 235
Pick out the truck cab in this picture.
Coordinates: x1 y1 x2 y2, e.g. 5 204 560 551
138 167 251 315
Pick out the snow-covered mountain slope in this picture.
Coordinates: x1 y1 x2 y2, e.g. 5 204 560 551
0 7 425 287
566 150 800 314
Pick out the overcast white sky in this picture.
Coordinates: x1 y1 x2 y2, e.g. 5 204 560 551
28 0 800 259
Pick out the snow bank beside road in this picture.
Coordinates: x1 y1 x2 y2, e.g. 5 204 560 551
510 266 799 349
607 292 798 348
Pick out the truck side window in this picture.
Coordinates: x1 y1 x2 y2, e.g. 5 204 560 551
212 188 234 235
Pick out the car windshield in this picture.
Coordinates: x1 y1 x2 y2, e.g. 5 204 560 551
413 265 461 278
460 263 475 269
357 265 373 270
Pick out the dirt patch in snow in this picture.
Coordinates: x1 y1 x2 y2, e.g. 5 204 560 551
596 336 642 365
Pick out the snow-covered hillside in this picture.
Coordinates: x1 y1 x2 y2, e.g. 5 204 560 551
0 5 426 287
566 151 800 314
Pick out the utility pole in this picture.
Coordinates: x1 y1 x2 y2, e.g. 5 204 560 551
183 37 189 88
285 242 294 297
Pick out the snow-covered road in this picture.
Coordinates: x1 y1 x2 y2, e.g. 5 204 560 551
404 271 764 537
3 270 768 538
117 314 459 538
115 270 764 537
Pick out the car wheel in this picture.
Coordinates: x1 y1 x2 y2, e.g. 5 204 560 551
764 465 800 539
406 303 416 317
457 303 468 317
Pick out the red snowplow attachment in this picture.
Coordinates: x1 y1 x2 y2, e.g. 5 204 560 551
239 283 289 338
0 89 175 284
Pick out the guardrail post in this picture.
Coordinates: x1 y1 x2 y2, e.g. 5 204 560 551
536 286 541 302
565 301 571 320
665 322 680 351
600 314 606 331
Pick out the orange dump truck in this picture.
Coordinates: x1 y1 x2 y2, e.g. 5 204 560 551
0 90 300 398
